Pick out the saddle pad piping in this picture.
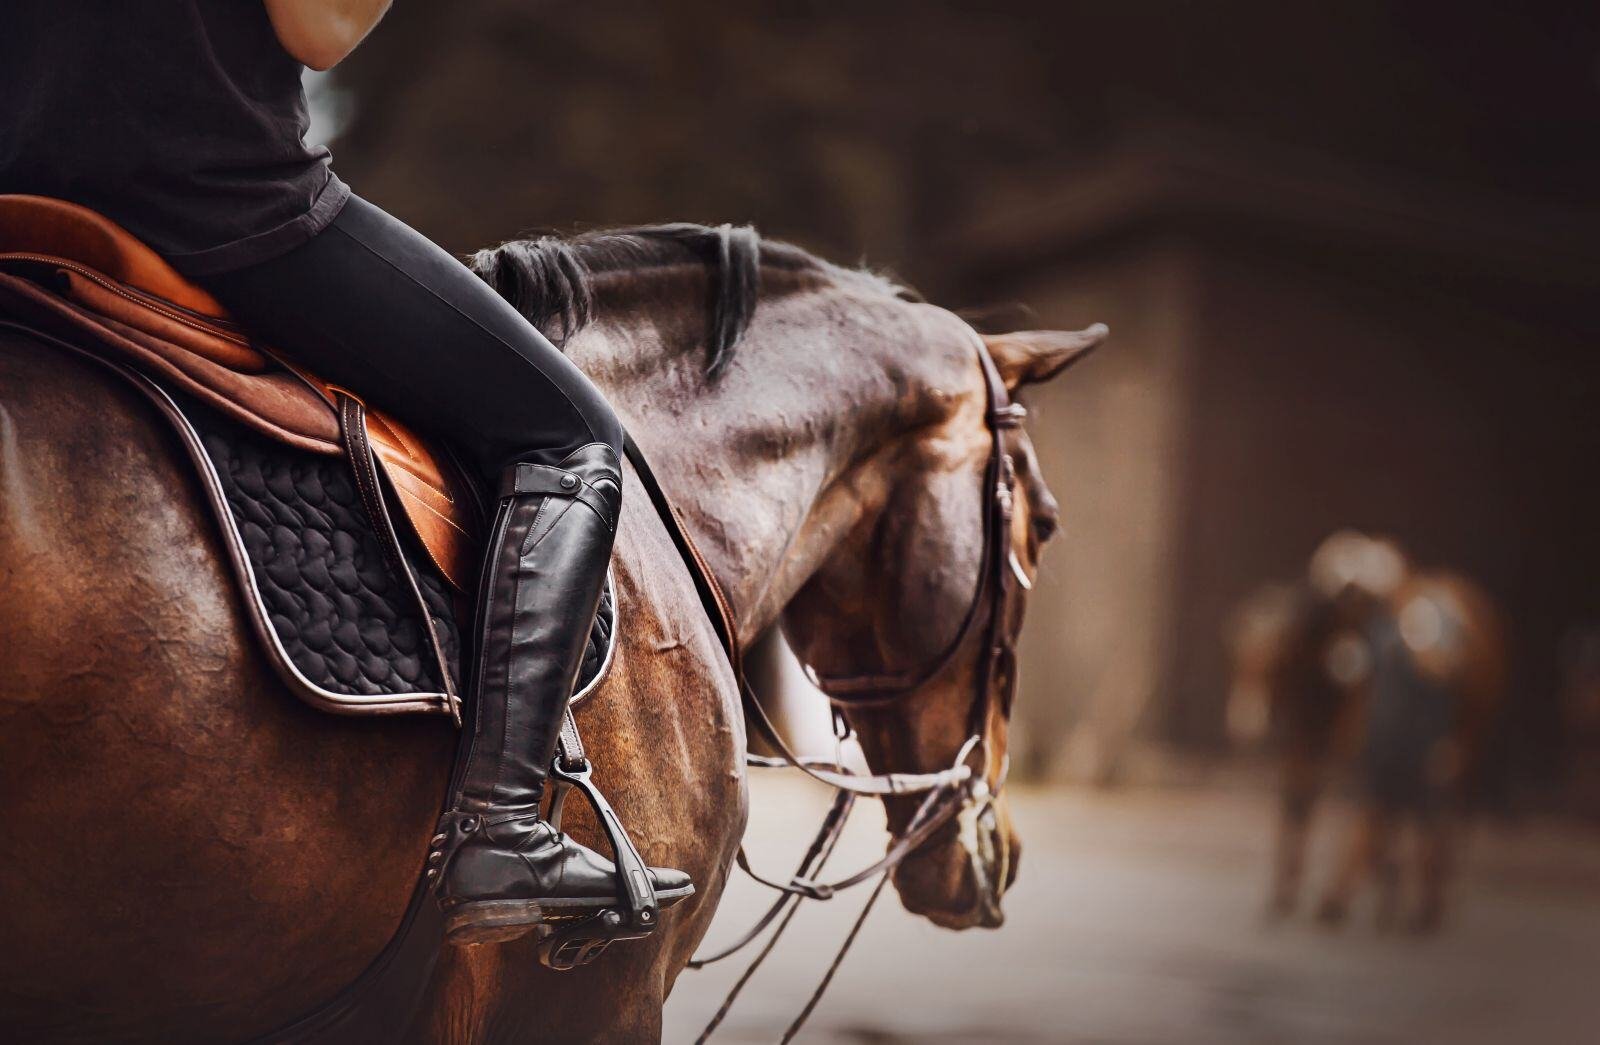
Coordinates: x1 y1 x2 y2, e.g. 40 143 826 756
146 377 458 715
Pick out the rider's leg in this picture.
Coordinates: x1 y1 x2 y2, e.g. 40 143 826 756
200 195 691 945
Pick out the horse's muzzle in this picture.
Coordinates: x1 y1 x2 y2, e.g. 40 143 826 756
890 797 1019 930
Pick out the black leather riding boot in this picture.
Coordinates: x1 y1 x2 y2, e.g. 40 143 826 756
429 443 692 946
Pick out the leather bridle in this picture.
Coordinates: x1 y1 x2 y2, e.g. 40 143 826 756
629 328 1028 800
799 332 1029 784
622 331 1031 1042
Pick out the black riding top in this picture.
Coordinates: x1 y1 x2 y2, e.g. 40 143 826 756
0 1 349 276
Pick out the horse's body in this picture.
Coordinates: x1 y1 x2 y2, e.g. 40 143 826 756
0 334 739 1042
0 232 1097 1040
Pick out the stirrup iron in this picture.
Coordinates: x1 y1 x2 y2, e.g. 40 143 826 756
536 757 663 970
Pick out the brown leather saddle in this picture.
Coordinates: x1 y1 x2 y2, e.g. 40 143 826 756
0 194 474 582
0 194 614 720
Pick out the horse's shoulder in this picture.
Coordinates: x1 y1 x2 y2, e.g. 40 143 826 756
609 485 740 694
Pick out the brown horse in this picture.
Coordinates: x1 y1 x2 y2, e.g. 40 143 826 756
0 228 1102 1042
1226 532 1505 933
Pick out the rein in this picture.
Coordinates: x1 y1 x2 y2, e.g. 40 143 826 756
621 330 1026 1041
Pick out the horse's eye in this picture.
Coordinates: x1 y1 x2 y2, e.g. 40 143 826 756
1031 512 1059 545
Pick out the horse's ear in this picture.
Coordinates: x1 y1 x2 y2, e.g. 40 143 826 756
983 325 1107 389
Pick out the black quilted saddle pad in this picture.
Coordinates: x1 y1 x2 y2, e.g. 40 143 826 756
173 393 614 709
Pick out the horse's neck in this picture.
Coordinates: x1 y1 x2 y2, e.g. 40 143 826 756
632 417 837 643
569 284 908 643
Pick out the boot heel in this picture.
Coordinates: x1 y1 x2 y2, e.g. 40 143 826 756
443 899 546 945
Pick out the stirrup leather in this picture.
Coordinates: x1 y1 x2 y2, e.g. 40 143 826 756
537 757 663 970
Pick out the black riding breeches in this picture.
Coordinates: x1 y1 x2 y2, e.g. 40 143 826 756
199 194 622 479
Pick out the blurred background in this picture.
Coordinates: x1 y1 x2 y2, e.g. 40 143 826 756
320 2 1600 1040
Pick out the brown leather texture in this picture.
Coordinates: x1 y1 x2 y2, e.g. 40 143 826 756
0 193 229 316
0 193 475 590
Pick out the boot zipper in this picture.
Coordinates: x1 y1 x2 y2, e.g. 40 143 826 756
449 499 516 797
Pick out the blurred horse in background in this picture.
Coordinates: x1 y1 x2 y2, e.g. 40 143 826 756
1227 531 1506 932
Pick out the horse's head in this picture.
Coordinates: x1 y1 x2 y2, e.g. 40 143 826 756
782 317 1106 929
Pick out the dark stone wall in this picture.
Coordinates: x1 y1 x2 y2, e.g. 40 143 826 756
1161 241 1599 779
331 1 1600 281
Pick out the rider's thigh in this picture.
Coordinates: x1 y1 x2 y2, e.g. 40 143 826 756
200 194 621 473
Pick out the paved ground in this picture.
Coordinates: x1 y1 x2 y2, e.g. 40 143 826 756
664 777 1600 1043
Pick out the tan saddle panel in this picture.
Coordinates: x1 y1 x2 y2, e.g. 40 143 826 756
0 193 476 590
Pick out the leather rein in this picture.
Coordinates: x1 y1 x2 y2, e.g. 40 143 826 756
623 332 1029 1041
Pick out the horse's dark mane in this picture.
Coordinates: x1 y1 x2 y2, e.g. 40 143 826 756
468 223 914 378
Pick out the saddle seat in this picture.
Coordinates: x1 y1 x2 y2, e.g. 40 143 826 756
0 193 475 590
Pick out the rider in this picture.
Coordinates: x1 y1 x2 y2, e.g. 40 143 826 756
0 1 691 944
